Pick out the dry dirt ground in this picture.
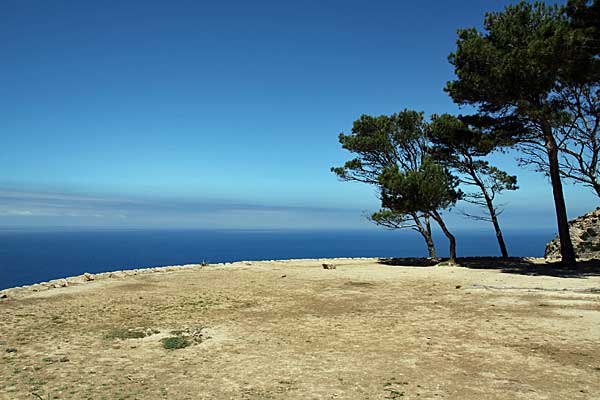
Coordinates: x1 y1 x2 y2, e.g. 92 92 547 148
1 258 600 400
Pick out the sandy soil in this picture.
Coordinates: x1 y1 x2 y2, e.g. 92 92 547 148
1 258 599 400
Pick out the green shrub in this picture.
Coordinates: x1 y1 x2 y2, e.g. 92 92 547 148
161 336 190 350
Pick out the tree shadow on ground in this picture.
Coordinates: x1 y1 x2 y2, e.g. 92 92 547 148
378 257 600 278
378 258 440 267
459 257 600 278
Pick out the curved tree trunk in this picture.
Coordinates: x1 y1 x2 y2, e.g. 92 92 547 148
411 213 437 258
423 215 437 259
487 204 509 258
543 122 577 267
470 173 509 258
430 210 457 263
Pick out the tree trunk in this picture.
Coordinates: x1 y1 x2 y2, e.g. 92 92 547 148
411 213 437 258
543 122 577 267
430 210 457 263
423 215 437 259
471 173 509 258
488 205 509 258
592 179 600 200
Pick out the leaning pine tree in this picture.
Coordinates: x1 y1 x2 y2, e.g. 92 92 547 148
378 159 462 263
553 0 600 197
429 114 518 258
444 1 598 267
332 110 459 261
552 1 600 199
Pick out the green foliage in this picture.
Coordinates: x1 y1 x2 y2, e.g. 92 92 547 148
446 1 574 114
378 159 462 214
557 2 600 197
332 110 459 258
369 209 415 230
443 0 598 265
332 110 428 185
161 336 191 350
445 0 598 131
333 110 462 222
428 114 518 198
565 0 600 83
486 166 518 193
429 114 495 157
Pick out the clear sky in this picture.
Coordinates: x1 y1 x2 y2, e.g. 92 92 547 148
1 0 597 231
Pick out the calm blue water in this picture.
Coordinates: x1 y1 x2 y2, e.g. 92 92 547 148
0 228 554 290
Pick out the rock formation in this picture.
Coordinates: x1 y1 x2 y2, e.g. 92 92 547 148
545 207 600 260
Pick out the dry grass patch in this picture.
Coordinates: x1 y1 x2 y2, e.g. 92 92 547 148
0 258 599 399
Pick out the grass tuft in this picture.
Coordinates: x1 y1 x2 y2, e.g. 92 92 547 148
104 328 156 340
161 336 190 350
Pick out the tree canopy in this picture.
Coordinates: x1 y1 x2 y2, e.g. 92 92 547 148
429 114 518 257
332 0 599 265
378 160 461 215
444 0 600 266
332 110 460 260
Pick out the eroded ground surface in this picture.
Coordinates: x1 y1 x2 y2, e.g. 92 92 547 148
1 258 600 399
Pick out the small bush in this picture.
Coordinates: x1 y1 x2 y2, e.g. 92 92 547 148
161 336 190 350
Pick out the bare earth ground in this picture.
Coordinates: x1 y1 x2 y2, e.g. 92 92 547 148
1 258 600 400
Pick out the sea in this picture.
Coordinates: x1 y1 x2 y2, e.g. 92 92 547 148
0 228 555 290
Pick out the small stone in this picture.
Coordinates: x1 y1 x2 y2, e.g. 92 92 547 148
455 285 462 289
322 263 336 270
6 348 17 353
281 275 287 278
83 273 95 281
0 293 7 299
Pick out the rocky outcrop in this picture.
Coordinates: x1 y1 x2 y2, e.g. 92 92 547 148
545 208 600 260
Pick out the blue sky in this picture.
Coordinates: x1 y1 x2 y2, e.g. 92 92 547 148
1 0 596 231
